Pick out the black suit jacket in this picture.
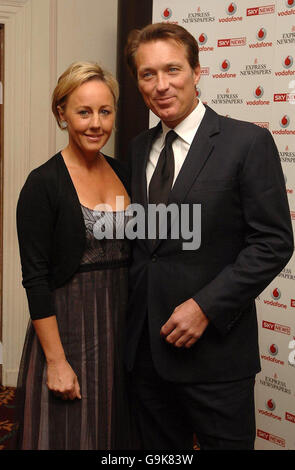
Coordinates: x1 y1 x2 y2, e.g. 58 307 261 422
125 105 294 383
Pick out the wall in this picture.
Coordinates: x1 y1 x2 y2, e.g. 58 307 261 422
1 0 118 386
152 0 295 450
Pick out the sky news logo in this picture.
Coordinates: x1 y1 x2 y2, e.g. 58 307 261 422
246 5 275 16
274 93 295 103
257 429 285 448
262 320 290 335
217 37 246 47
285 411 295 424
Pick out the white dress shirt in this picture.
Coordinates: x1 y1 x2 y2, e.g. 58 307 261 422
146 100 206 193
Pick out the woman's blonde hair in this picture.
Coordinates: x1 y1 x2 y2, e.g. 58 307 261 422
52 61 119 129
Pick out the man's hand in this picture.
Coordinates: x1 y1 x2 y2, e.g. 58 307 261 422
160 298 209 348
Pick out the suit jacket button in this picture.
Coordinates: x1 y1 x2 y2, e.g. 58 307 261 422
151 255 157 262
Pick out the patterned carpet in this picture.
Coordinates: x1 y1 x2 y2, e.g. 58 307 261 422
0 385 199 451
0 386 17 450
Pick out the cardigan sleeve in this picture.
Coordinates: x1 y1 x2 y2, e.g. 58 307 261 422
16 170 56 320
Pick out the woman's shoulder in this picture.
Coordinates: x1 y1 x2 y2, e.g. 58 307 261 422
18 152 64 207
25 152 63 184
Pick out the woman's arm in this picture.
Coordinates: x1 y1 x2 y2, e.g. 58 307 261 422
17 168 81 400
33 316 81 400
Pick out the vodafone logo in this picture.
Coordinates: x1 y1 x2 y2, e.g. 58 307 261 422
268 344 278 356
247 86 269 105
198 33 207 45
266 398 276 411
286 0 295 8
198 33 214 52
263 288 287 308
161 8 172 19
273 115 295 134
258 400 281 421
219 2 242 22
249 28 272 47
226 2 237 15
282 55 293 68
220 59 230 72
257 27 267 41
254 85 264 98
280 115 290 128
271 287 281 300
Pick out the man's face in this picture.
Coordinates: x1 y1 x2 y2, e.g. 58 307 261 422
135 39 201 128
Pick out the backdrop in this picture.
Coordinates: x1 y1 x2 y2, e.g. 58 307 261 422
151 0 295 451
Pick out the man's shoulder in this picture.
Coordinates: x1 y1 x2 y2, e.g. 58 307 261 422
130 123 161 148
212 107 268 138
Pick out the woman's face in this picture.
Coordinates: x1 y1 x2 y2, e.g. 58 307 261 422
59 79 115 156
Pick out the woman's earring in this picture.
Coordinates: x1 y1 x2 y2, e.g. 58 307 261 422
60 121 68 129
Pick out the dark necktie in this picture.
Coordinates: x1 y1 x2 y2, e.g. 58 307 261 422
149 130 178 205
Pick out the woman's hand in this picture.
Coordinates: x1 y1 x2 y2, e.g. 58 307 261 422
32 316 82 401
46 359 82 400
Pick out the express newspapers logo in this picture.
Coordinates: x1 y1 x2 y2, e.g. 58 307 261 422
240 58 271 76
277 27 295 45
259 373 291 394
182 6 215 24
279 146 295 164
211 89 243 104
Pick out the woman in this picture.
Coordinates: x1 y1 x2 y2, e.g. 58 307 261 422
15 61 134 450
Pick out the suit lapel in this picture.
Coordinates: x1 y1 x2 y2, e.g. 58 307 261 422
152 106 220 252
169 106 220 205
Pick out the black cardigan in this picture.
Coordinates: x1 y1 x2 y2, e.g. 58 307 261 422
16 152 130 320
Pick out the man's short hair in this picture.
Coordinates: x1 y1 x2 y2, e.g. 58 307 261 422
125 22 200 80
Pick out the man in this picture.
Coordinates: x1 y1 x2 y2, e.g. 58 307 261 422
124 23 293 450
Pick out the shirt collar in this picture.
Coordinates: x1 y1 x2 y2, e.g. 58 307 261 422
161 100 206 145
